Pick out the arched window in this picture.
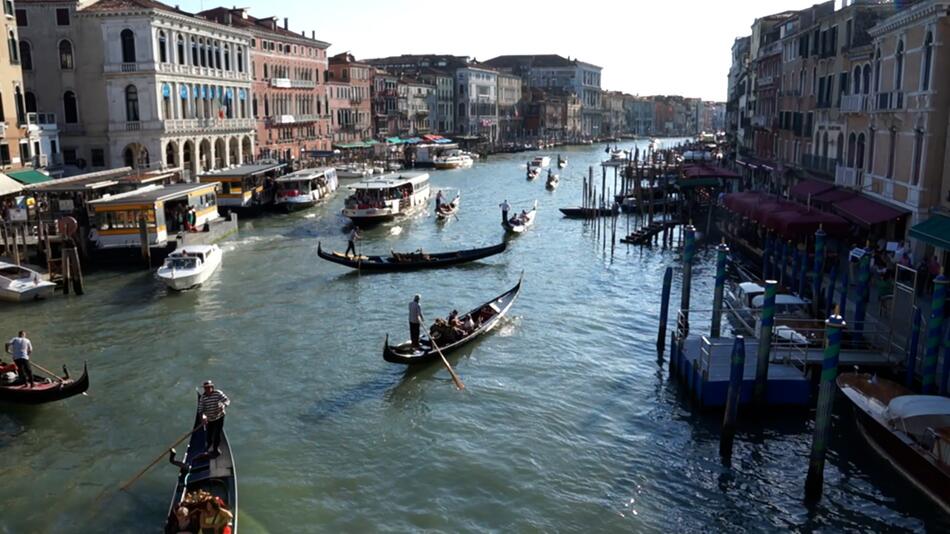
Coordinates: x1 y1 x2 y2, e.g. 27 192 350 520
873 48 881 92
852 66 861 95
125 85 139 122
161 83 171 119
862 64 871 95
177 35 185 65
19 40 31 70
158 30 167 63
191 36 198 66
922 32 933 91
13 86 24 125
165 142 176 166
123 147 134 168
894 41 904 90
24 91 36 114
886 128 896 178
866 128 876 172
121 29 135 63
856 134 865 170
847 133 856 167
199 38 207 67
59 39 73 69
237 46 244 73
223 44 230 71
912 129 923 186
8 30 18 63
214 41 221 69
821 131 829 160
836 132 844 164
63 91 78 123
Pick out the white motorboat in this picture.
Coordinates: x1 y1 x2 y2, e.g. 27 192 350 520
0 262 56 302
433 150 474 170
609 149 629 161
342 172 431 226
504 201 538 234
336 164 372 179
156 244 222 291
274 167 339 211
530 156 551 168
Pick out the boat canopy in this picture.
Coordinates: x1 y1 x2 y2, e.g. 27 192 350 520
275 167 335 183
349 173 429 191
738 282 765 295
885 396 950 438
751 294 808 307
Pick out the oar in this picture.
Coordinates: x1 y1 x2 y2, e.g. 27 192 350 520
29 361 64 383
428 337 465 391
120 422 204 492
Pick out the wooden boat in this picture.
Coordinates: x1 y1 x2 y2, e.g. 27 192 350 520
164 397 238 533
0 363 88 405
545 171 559 191
559 207 614 219
503 201 537 234
838 373 950 513
383 276 522 365
317 241 506 272
557 155 567 169
526 164 540 181
435 193 460 221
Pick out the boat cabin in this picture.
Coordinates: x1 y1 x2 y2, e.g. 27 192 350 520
345 173 429 208
198 162 285 211
87 183 220 249
750 294 810 315
275 167 338 199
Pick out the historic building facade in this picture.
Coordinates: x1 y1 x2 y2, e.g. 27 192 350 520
328 52 372 144
1 0 28 170
455 64 497 140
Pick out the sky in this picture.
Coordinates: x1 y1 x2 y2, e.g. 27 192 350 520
179 0 827 102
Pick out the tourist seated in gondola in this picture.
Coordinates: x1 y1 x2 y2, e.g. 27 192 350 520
461 314 476 334
198 497 233 534
172 504 197 534
0 359 17 384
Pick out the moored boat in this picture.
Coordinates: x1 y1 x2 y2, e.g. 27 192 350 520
383 276 522 365
163 396 238 533
838 373 950 513
503 201 538 234
342 173 431 227
336 164 372 179
0 363 88 405
0 261 57 302
317 241 506 272
156 245 223 291
558 206 614 218
274 167 338 212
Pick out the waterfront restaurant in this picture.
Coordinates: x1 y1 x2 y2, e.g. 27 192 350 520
87 183 221 250
198 162 286 212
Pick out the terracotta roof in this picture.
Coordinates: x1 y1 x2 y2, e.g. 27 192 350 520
198 7 330 47
81 0 193 17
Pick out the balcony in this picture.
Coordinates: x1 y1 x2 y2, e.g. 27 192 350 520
156 63 250 82
756 75 775 88
104 62 155 74
801 153 838 176
840 94 868 114
163 117 255 133
108 120 162 133
25 112 59 132
873 91 903 112
835 165 863 188
270 78 316 89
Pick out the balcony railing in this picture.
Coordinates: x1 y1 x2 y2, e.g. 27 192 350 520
840 94 868 113
163 117 255 132
874 91 903 112
801 154 838 176
270 78 316 89
834 165 863 188
156 63 250 81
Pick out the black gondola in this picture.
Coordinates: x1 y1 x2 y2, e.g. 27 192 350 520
317 241 506 272
0 363 88 405
559 207 615 219
164 397 238 534
383 276 522 365
436 193 460 221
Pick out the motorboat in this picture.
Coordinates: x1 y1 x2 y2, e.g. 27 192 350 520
433 150 474 170
838 373 950 512
530 156 551 168
342 172 431 226
609 149 629 161
156 245 222 291
274 167 339 212
336 164 372 179
0 261 56 302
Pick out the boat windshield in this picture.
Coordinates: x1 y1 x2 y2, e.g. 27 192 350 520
0 266 32 280
165 257 198 269
347 184 413 207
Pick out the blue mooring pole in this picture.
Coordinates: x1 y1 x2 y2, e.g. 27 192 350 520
922 274 947 394
792 243 803 296
797 244 808 298
753 281 777 407
940 325 950 396
680 225 696 334
762 234 771 281
824 259 838 318
905 307 922 388
804 311 845 503
711 242 729 338
719 335 746 461
813 228 827 308
777 241 787 287
838 268 849 319
657 266 673 356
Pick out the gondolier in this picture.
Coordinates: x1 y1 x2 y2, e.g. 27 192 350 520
499 199 511 225
5 330 34 388
435 190 444 211
345 228 361 258
409 294 425 348
199 380 230 457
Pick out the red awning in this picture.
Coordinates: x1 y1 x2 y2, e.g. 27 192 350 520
683 164 741 180
771 209 851 240
812 188 856 205
789 180 835 202
762 206 806 228
750 199 799 223
422 134 443 142
833 195 909 227
723 191 769 216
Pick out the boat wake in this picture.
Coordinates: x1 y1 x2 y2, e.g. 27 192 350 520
495 316 522 337
389 226 403 236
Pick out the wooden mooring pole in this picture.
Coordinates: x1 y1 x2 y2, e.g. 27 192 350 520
679 225 696 334
804 311 845 503
753 281 777 407
922 273 947 394
657 266 673 356
710 242 729 338
719 335 746 462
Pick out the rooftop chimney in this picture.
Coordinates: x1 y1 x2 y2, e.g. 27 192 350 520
311 30 315 39
284 17 288 30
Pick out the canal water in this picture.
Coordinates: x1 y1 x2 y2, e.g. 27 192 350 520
2 141 948 533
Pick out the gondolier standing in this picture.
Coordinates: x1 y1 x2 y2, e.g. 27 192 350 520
435 190 444 212
499 199 511 225
409 294 425 348
5 331 34 388
199 380 230 456
345 227 361 258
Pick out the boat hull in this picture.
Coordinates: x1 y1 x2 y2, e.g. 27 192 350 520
0 363 88 405
317 242 505 272
0 283 57 302
157 249 222 291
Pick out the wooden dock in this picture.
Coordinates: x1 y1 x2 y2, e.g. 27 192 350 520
620 221 677 245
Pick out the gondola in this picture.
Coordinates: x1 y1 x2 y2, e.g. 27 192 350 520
559 207 615 219
317 241 506 272
503 201 537 234
0 363 88 405
383 275 522 365
435 193 460 221
164 396 238 534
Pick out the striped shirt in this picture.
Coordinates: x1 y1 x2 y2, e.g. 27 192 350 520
199 390 230 422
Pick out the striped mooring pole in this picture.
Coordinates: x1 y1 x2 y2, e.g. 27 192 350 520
838 267 849 319
680 225 696 334
824 261 838 318
853 249 871 335
922 273 947 394
719 335 746 461
812 228 826 306
753 280 777 407
711 242 729 338
804 310 846 503
905 307 923 388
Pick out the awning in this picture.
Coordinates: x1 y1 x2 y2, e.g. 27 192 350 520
750 199 800 224
0 172 24 196
723 191 770 217
434 138 454 144
833 195 908 227
909 214 950 250
385 137 405 145
812 188 856 206
7 169 52 185
682 164 740 180
770 209 851 240
789 179 835 202
422 134 443 142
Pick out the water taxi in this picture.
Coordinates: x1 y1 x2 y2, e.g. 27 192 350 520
156 244 222 291
433 150 474 170
342 173 431 226
336 164 372 179
0 261 57 302
530 156 551 168
198 162 285 214
274 167 339 212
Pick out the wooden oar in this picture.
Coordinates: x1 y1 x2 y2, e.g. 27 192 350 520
120 422 203 492
428 337 465 391
29 361 64 383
